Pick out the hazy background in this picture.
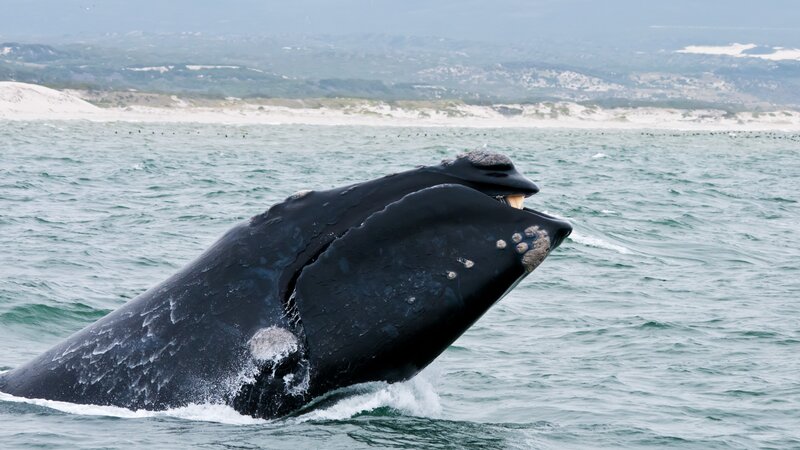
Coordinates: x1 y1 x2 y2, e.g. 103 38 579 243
2 0 800 107
4 0 800 45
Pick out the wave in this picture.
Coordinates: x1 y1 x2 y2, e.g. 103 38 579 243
0 373 441 425
568 231 631 254
539 210 634 255
295 375 441 422
0 391 264 425
0 302 109 327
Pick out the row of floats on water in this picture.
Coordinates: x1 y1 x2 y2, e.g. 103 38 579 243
106 129 800 142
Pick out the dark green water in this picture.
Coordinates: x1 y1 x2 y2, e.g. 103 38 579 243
1 122 798 449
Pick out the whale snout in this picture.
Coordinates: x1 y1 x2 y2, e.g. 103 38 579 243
506 213 571 274
521 208 571 251
512 210 571 276
548 217 572 251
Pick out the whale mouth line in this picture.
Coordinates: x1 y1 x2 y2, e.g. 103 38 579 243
283 239 335 330
282 187 542 333
495 194 525 209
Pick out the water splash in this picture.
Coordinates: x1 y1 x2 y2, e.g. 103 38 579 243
568 231 630 254
1 370 441 425
0 391 264 425
297 375 442 422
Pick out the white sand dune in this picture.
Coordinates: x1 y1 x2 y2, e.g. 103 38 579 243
677 43 800 62
0 82 101 115
1 82 799 131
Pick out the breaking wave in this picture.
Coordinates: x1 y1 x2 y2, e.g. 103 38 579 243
296 375 442 422
568 231 631 254
0 373 441 425
0 391 264 425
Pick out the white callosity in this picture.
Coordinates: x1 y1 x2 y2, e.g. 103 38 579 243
248 327 299 362
457 150 513 167
288 189 313 200
457 257 475 269
521 226 551 273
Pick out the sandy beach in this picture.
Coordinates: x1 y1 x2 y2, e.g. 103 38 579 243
2 81 799 131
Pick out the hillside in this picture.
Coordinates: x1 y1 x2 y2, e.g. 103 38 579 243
1 35 799 109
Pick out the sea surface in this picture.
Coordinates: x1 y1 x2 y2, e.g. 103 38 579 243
0 121 798 449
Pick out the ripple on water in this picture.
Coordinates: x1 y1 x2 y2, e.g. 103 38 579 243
0 302 110 328
1 124 799 448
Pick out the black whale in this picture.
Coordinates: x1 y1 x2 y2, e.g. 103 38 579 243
0 151 572 418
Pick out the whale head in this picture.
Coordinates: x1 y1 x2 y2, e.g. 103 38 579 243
264 151 572 398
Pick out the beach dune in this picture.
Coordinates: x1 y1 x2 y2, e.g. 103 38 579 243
0 82 101 115
1 81 799 131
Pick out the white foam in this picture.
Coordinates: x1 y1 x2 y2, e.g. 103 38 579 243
0 392 264 424
592 152 608 159
125 66 173 74
1 373 441 424
296 375 442 422
185 65 240 71
569 231 630 254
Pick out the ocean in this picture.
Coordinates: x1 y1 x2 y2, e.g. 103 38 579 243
0 121 798 449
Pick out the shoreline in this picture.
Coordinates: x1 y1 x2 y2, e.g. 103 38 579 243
2 82 800 131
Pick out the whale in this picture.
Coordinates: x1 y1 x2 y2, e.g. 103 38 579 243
0 151 572 419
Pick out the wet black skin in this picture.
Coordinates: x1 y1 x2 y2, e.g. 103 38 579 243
0 152 572 418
